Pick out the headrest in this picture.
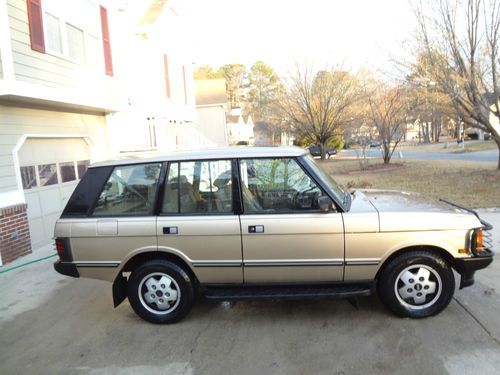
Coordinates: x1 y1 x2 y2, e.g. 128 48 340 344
214 170 231 188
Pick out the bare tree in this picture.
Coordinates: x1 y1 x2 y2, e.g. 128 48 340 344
279 66 361 159
366 84 408 164
406 51 458 143
415 0 500 168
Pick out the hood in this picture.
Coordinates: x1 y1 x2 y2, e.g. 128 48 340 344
354 190 481 232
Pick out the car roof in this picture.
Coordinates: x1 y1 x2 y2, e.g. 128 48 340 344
90 146 308 168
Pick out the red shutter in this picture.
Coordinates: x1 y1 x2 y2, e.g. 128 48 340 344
27 0 45 53
182 65 188 105
163 55 171 99
100 6 113 76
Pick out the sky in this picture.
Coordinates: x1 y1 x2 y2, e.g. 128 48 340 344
187 0 417 76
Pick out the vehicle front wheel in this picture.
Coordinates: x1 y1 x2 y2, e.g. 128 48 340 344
127 260 195 324
377 251 455 318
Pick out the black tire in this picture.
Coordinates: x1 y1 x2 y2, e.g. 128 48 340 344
325 152 331 159
377 250 455 318
127 260 195 324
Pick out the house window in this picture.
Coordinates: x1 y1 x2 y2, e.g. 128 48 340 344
67 24 86 62
38 164 58 186
45 13 63 54
28 0 103 66
60 162 77 183
77 160 90 178
21 166 37 190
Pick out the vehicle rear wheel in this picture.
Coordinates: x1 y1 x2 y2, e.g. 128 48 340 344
377 250 454 318
127 260 195 324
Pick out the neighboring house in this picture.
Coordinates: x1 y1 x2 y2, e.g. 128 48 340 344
227 109 254 145
106 0 209 153
194 78 228 146
0 0 123 264
254 121 295 146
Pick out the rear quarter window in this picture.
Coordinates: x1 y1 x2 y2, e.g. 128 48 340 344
92 163 162 216
61 166 112 217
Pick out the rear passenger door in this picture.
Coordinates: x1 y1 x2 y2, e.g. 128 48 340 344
157 159 243 283
67 162 162 279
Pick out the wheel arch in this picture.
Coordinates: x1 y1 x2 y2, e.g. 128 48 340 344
375 245 457 281
112 251 197 308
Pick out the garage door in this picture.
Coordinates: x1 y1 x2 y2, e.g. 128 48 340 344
19 138 91 249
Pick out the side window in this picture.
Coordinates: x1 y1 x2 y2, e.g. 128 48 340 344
163 160 232 214
239 158 322 213
92 163 161 216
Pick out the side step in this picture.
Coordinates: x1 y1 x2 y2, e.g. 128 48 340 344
202 283 372 301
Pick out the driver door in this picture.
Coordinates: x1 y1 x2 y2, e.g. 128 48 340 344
239 157 344 283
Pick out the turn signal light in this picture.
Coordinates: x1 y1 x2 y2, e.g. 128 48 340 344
476 228 484 252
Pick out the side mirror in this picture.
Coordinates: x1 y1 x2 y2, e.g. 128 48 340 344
317 196 332 213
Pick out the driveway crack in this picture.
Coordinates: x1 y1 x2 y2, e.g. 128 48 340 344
453 296 500 346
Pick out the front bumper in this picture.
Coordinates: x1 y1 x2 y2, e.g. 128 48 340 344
455 250 494 289
54 261 80 278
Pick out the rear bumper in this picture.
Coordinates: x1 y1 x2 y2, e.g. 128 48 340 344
54 261 80 278
455 251 494 289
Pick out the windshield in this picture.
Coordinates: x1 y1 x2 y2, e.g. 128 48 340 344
302 154 346 207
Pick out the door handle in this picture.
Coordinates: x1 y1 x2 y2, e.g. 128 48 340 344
163 227 178 235
248 225 264 233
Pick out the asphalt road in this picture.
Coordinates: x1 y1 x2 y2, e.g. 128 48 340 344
340 148 499 162
1 212 499 375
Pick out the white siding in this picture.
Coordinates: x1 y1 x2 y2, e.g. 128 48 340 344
195 106 228 146
0 104 109 195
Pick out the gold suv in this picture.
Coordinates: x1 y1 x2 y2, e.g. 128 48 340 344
54 147 494 324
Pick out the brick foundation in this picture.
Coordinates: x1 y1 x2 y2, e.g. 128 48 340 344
0 204 32 264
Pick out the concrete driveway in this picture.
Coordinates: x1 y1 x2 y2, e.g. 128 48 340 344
1 212 499 375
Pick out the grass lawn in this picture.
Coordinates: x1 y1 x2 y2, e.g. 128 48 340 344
319 159 500 208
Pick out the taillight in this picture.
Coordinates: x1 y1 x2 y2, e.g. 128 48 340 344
55 238 72 261
56 238 65 256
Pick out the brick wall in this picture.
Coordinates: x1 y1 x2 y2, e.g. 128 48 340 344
0 204 32 264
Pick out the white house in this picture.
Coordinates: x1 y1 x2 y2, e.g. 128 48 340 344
106 0 213 153
0 0 206 264
227 109 254 145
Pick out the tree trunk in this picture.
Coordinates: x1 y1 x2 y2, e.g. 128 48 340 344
383 144 391 164
495 137 500 170
319 142 326 160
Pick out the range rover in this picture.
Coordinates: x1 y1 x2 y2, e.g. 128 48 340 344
53 147 494 324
